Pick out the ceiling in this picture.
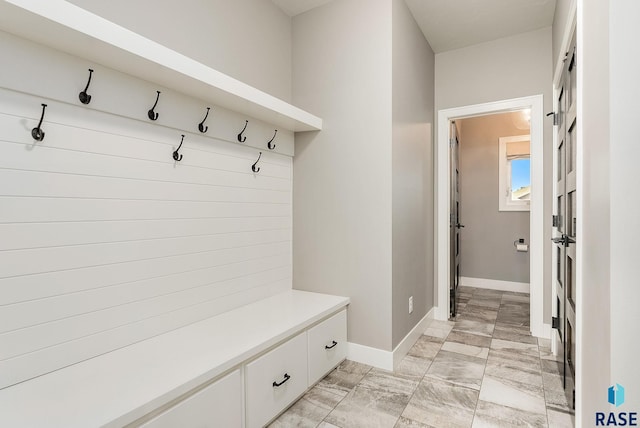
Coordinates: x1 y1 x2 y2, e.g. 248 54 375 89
271 0 557 53
271 0 335 17
404 0 556 53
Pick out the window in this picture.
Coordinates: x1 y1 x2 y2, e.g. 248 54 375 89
499 135 531 211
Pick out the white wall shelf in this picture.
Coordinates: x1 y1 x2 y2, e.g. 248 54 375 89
0 0 322 132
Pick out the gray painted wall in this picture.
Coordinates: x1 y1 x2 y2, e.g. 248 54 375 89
292 0 436 352
458 113 530 284
435 27 553 320
610 0 640 414
292 0 394 351
391 0 435 348
551 0 640 419
66 0 293 101
578 0 611 422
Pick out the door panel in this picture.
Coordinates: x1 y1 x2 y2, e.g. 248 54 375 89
450 122 461 318
553 30 577 410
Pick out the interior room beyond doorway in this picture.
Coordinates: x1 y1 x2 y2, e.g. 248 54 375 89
455 111 532 296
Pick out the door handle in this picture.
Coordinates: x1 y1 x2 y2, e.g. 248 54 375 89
552 234 575 247
325 340 338 350
456 223 465 229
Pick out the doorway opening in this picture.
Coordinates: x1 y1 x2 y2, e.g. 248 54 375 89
436 95 547 339
449 111 533 319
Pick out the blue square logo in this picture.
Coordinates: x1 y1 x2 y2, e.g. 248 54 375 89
609 384 625 407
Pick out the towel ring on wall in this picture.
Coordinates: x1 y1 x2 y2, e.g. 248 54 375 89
78 68 94 105
267 130 277 150
198 107 211 133
237 120 248 143
173 134 184 162
31 103 47 141
252 151 262 173
148 91 161 121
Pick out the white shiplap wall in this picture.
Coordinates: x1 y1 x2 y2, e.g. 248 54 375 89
0 32 293 389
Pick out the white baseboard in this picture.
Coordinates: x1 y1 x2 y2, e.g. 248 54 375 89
460 276 530 294
347 307 435 371
392 307 434 370
346 342 393 371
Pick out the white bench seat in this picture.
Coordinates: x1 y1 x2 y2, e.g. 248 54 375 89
0 290 349 428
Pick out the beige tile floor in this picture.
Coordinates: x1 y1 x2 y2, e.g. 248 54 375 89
268 286 575 428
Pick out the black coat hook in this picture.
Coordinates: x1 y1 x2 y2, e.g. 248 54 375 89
78 68 94 104
267 130 277 150
148 91 161 121
198 107 211 133
173 134 184 162
31 103 47 141
252 151 262 173
237 120 248 143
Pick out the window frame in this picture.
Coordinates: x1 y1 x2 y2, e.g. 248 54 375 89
499 135 531 212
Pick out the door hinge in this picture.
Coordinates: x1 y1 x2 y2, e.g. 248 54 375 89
552 215 561 228
546 111 558 126
552 317 560 329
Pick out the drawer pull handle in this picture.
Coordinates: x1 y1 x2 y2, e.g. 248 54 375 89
325 341 338 350
272 373 291 388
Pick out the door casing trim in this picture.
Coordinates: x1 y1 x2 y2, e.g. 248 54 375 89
551 0 578 358
435 95 546 339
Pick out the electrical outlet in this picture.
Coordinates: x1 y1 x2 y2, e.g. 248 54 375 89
409 296 414 314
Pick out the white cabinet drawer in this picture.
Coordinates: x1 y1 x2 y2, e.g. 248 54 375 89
307 310 347 385
141 369 242 428
245 332 308 428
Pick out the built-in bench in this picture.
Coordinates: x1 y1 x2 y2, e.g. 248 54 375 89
0 290 349 428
